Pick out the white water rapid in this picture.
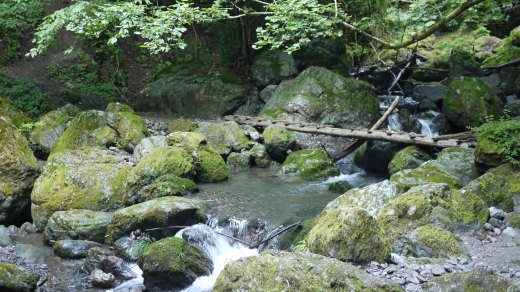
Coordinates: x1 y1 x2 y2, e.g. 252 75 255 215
418 118 438 138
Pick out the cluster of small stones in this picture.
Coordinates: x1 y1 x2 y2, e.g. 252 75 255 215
143 118 169 136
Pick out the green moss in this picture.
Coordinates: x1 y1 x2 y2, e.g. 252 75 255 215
111 111 149 152
196 146 228 183
167 131 207 152
280 148 339 180
197 121 249 155
263 125 296 162
449 190 489 225
388 146 434 175
0 263 39 291
106 102 134 113
475 120 520 167
506 213 520 229
139 175 198 202
390 161 462 191
168 118 199 132
482 31 520 68
414 224 466 258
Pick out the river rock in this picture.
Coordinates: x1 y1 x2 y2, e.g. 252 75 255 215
449 189 489 225
251 50 298 87
412 82 447 105
328 181 353 193
448 49 482 79
0 116 39 225
106 197 207 243
126 174 198 205
90 269 117 288
226 151 252 169
259 84 277 103
114 236 153 261
197 121 249 156
49 110 118 157
475 120 520 168
334 180 403 217
0 225 12 246
489 207 506 220
123 146 195 205
408 225 468 258
168 118 199 133
0 263 39 292
482 29 520 68
279 148 339 180
139 64 248 117
307 205 391 263
263 125 297 162
249 142 271 168
13 244 53 264
442 77 502 128
29 104 80 156
214 250 402 291
53 239 103 259
138 237 212 291
411 54 450 82
390 148 478 191
422 267 520 291
132 136 167 163
43 209 113 244
31 147 131 230
105 103 149 152
260 67 379 129
462 163 520 212
101 256 137 280
388 146 435 175
358 141 405 174
83 247 115 273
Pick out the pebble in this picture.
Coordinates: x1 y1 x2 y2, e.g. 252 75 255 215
431 264 445 276
489 218 503 228
489 207 506 220
484 223 494 231
90 269 117 288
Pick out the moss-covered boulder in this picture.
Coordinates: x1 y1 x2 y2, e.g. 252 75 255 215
332 180 403 217
214 250 402 291
106 197 207 243
0 263 40 292
226 151 252 169
50 110 118 157
279 148 339 180
388 146 435 175
0 116 39 225
260 66 379 129
126 174 197 205
328 181 353 193
449 189 489 225
251 50 299 86
53 239 103 259
482 30 520 68
114 236 153 261
197 121 249 156
132 136 168 163
390 148 478 191
307 205 391 263
43 209 113 244
105 103 149 152
138 237 212 291
29 104 80 156
408 224 468 258
411 53 450 82
168 118 198 133
249 142 272 167
31 147 131 230
423 267 520 291
442 77 503 128
263 125 297 162
462 163 520 212
167 131 207 151
475 120 520 168
139 64 248 117
124 146 195 205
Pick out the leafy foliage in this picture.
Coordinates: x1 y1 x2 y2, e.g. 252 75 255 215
0 74 52 117
475 112 520 165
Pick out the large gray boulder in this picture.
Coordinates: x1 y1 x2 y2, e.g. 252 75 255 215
214 250 402 291
0 116 39 225
260 66 379 128
251 50 298 86
43 209 113 244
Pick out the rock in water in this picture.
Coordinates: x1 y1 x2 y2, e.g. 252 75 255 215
0 116 39 225
262 125 297 162
43 209 113 244
138 237 212 291
214 250 402 291
280 148 339 180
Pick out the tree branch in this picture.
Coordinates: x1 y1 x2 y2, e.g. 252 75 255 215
227 11 273 19
342 0 485 49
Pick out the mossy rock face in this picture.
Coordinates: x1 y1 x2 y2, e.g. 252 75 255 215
482 30 520 68
328 181 353 193
124 146 196 205
214 250 403 292
132 136 168 163
30 147 131 230
263 125 296 162
442 77 503 128
125 174 198 205
139 64 248 117
251 50 299 87
138 237 212 291
423 267 520 292
307 205 391 264
105 103 149 153
105 197 207 243
279 148 339 180
50 110 118 157
334 180 404 217
29 104 80 155
411 53 450 82
475 120 520 168
388 146 435 176
449 189 489 225
462 163 520 212
408 224 467 258
167 131 207 152
249 142 272 168
260 66 379 129
226 151 252 169
114 236 153 261
0 97 32 128
43 209 114 244
0 263 40 292
197 121 249 156
53 239 103 259
0 116 39 225
378 183 453 252
390 148 478 191
168 118 198 133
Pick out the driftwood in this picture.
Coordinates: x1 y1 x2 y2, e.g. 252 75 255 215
225 114 477 149
331 95 401 162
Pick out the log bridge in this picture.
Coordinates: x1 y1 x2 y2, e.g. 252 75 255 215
224 115 478 149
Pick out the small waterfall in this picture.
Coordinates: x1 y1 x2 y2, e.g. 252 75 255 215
418 118 437 138
178 224 259 292
387 113 402 132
